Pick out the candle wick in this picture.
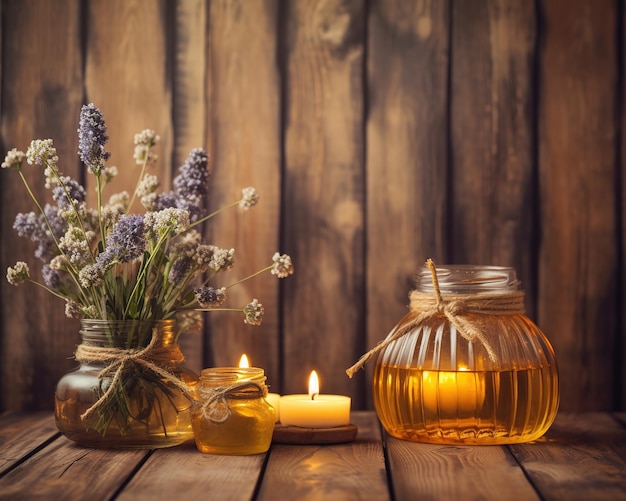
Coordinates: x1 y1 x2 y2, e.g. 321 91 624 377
311 393 318 401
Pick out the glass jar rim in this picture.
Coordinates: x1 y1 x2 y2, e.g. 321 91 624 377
416 264 521 293
200 367 265 384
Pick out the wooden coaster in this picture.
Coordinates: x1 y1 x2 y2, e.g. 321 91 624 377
272 423 358 445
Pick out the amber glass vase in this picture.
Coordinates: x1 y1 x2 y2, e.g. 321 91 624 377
55 319 198 448
372 264 559 445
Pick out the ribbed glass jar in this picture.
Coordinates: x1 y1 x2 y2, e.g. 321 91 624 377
372 265 559 444
191 367 275 455
55 319 198 448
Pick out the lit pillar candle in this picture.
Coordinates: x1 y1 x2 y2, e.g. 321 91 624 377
280 371 351 428
421 366 486 415
239 354 280 422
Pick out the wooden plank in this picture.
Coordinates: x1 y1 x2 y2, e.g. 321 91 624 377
282 0 366 407
257 411 390 500
171 0 208 375
537 0 618 410
386 437 539 500
0 412 59 474
450 0 537 313
364 0 450 406
0 0 83 411
204 0 282 389
509 413 626 501
0 436 149 500
118 442 265 501
621 4 626 412
84 0 173 212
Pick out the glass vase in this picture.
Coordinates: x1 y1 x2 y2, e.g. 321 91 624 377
55 319 198 448
372 264 560 445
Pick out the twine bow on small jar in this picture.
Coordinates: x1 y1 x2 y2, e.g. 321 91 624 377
196 379 269 424
346 258 527 378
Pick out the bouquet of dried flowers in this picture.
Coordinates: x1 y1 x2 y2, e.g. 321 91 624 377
2 103 293 437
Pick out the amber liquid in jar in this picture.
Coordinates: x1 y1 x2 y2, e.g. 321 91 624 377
191 367 275 455
372 265 559 445
373 365 559 444
55 320 197 449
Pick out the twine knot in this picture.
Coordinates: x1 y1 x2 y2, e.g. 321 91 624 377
197 380 268 424
74 327 192 423
345 259 526 378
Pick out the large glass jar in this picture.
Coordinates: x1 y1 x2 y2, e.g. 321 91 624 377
191 367 275 455
372 264 559 444
55 319 198 448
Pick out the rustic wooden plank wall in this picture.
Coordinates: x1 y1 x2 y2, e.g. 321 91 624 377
0 0 623 413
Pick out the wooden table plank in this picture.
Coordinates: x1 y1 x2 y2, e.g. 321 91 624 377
117 441 266 501
509 413 626 501
257 412 390 500
0 435 149 501
386 436 539 500
0 412 59 475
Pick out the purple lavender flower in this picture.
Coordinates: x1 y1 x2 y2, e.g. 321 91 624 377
13 205 64 262
152 149 211 222
104 214 146 263
42 264 62 289
194 286 226 307
174 148 211 201
78 103 111 174
52 176 87 211
168 255 194 286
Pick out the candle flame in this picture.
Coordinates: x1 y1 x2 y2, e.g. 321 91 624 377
239 354 249 368
308 370 319 400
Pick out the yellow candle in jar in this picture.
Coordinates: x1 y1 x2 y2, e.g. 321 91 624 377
239 354 280 422
421 367 485 415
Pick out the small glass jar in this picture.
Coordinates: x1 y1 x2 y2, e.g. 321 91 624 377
55 319 198 448
191 367 275 455
372 264 560 444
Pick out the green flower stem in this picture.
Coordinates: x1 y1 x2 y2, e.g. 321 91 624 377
17 168 91 305
95 173 106 244
126 146 151 213
50 166 96 262
225 264 274 289
26 278 71 302
189 199 241 230
123 231 170 318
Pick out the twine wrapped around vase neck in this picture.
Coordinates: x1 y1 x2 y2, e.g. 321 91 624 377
345 259 526 378
197 380 268 424
74 327 191 423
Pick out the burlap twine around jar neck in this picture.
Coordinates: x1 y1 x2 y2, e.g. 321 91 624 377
345 259 526 378
74 328 192 423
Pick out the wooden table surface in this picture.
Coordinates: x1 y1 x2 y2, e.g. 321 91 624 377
0 411 625 500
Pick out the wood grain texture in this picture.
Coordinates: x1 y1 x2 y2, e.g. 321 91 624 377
364 0 450 404
386 437 539 500
450 0 537 312
509 413 626 501
0 0 83 410
0 412 59 474
118 442 265 501
204 0 282 388
282 0 366 406
0 436 149 500
537 0 618 410
84 0 173 211
170 0 208 375
258 412 390 501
